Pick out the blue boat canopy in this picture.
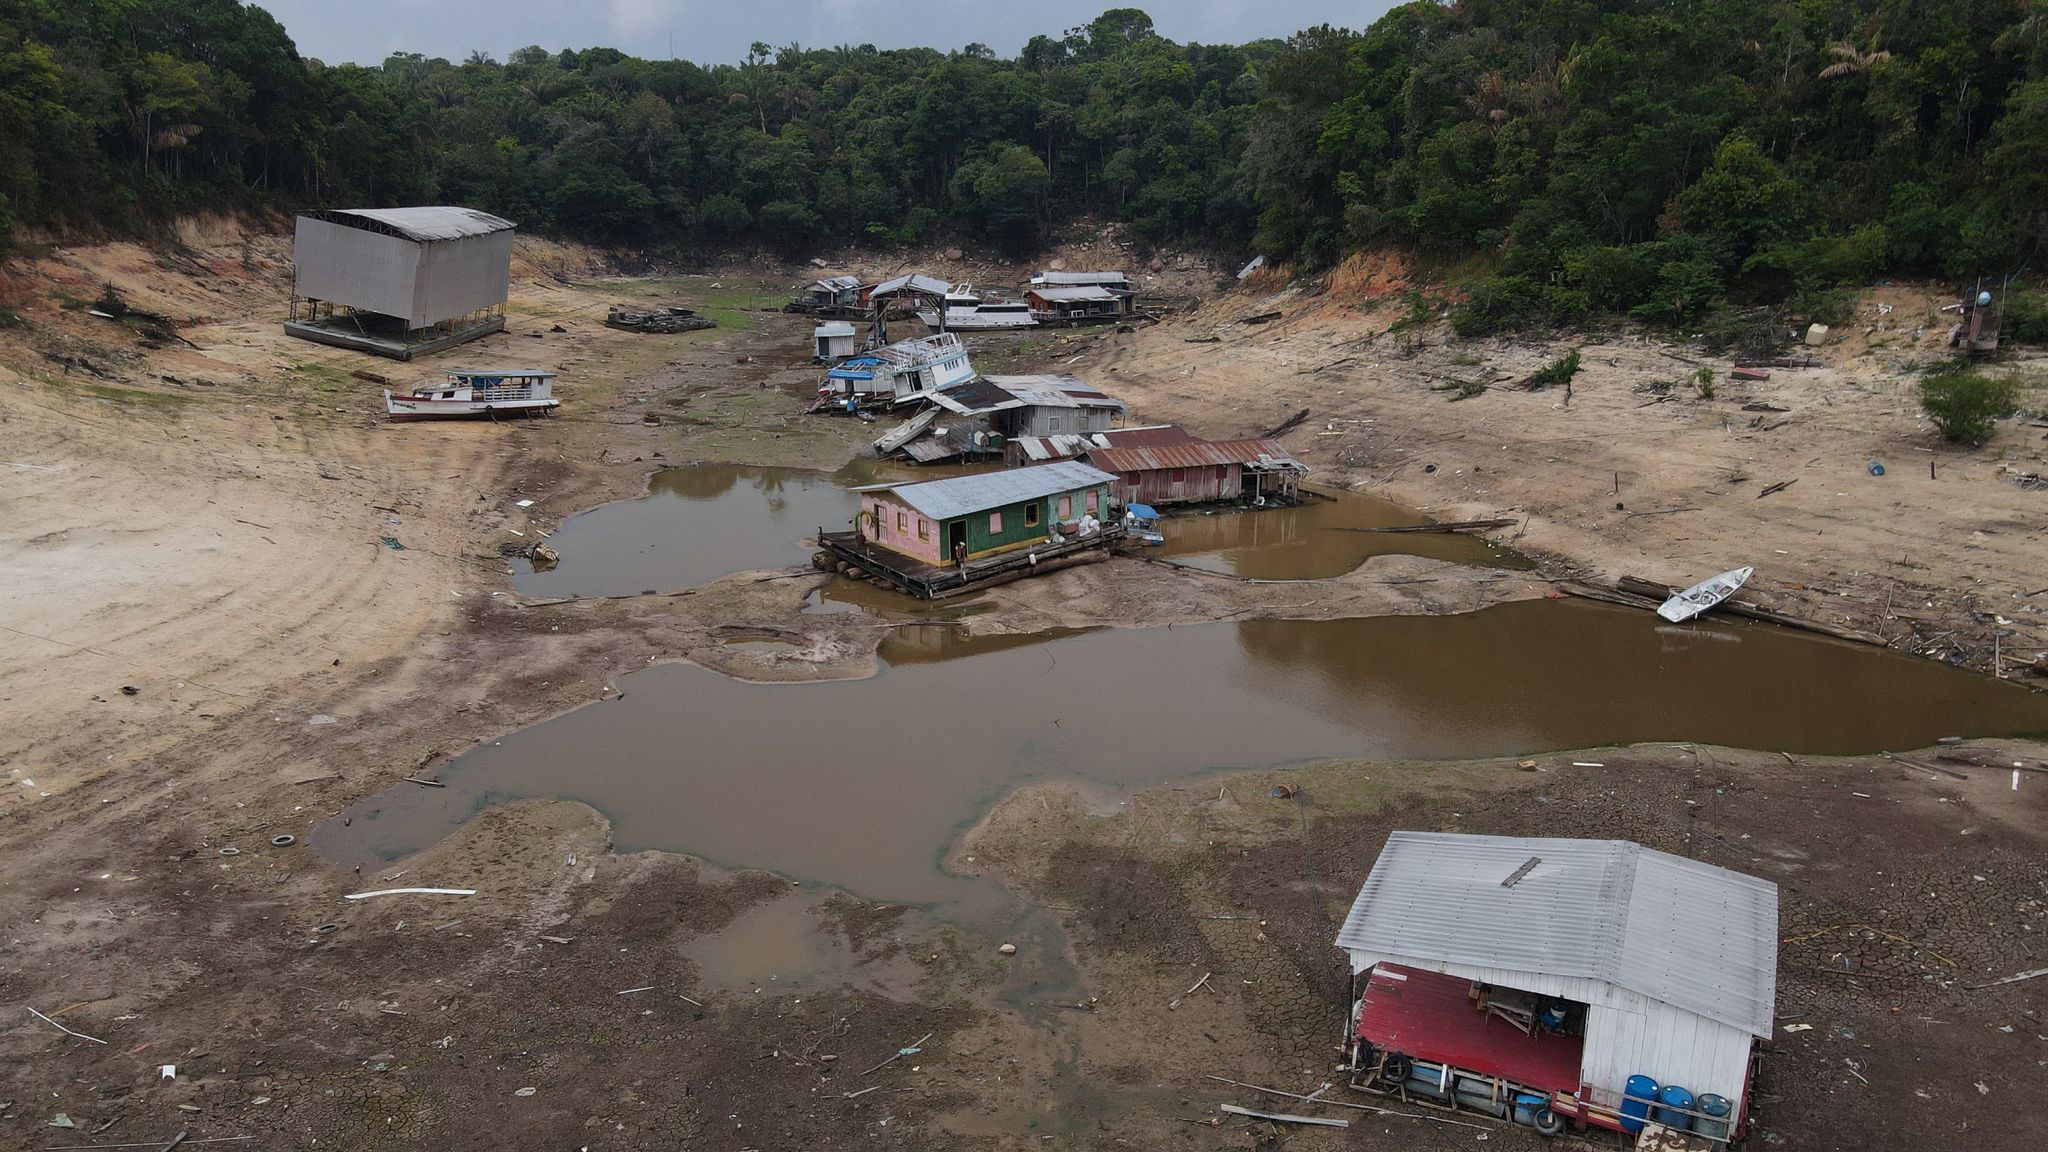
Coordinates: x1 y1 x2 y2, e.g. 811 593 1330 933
1125 503 1160 522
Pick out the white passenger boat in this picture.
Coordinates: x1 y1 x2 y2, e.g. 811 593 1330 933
918 285 1038 331
385 369 560 420
1656 566 1753 623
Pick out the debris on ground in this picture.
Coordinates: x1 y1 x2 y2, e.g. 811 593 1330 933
605 306 715 334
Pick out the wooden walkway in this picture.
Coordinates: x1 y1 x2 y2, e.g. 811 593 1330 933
819 524 1124 599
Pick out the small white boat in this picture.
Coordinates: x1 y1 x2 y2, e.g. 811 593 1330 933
386 370 559 420
1657 566 1753 623
918 285 1038 331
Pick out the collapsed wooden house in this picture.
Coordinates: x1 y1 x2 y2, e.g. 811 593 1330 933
818 461 1123 597
873 374 1127 463
788 275 863 316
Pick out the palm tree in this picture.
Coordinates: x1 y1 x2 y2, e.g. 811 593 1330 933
1819 40 1893 79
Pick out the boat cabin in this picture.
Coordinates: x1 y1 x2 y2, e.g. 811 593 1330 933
385 369 559 420
850 461 1115 567
818 333 976 408
1337 832 1777 1143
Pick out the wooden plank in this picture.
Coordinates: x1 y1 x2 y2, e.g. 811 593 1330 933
1219 1104 1349 1128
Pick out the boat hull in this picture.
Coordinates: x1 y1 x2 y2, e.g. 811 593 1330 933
385 395 559 421
1657 566 1754 623
918 308 1038 330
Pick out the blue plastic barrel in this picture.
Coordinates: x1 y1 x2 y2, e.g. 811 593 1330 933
1620 1075 1658 1134
1694 1093 1733 1144
1655 1084 1695 1131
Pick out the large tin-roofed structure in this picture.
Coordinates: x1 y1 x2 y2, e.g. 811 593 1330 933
287 206 515 359
853 460 1116 521
1337 831 1777 1115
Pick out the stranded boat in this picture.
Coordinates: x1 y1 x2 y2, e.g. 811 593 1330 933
1656 565 1753 623
385 369 560 420
813 333 976 412
918 285 1039 331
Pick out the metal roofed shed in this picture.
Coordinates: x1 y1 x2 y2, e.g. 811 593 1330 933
852 460 1116 522
286 206 515 360
1337 831 1777 1141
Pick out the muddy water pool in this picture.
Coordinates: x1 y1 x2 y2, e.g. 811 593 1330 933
315 599 2048 907
512 464 1524 597
1153 491 1527 578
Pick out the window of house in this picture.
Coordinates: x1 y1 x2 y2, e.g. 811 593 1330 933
989 512 1003 534
1048 416 1062 433
1024 503 1040 527
1058 495 1072 518
897 511 908 533
1085 490 1098 514
918 518 930 541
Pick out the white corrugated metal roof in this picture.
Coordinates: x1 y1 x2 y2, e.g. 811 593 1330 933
813 322 856 337
307 207 514 242
872 273 952 297
853 461 1115 521
1335 832 1777 1038
1032 270 1131 287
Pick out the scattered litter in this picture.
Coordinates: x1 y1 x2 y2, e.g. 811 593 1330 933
1868 461 1886 476
515 499 536 508
540 935 574 945
1517 760 1538 771
379 536 406 551
218 846 240 857
1783 1023 1814 1033
120 685 139 696
48 1113 76 1129
515 1087 537 1097
616 986 655 996
343 887 476 900
1975 1081 1990 1096
1269 784 1298 799
997 943 1017 955
270 834 296 847
1571 761 1605 768
160 1064 177 1079
307 714 336 725
860 1031 934 1076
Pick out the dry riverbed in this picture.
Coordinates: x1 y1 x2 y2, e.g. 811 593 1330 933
1 225 2044 1150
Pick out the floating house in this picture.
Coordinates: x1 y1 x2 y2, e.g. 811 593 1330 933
875 374 1127 463
1086 436 1306 506
1337 832 1777 1143
791 275 863 316
812 322 857 361
1026 285 1126 325
819 461 1122 597
285 207 514 359
1028 271 1136 323
815 332 975 411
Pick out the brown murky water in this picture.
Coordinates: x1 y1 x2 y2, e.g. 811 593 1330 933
514 466 1521 597
510 460 971 598
314 600 2048 906
1153 490 1527 578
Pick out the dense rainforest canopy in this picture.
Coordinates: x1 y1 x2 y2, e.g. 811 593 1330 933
3 0 2046 327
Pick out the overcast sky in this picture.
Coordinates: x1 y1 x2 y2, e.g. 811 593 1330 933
258 1 1399 67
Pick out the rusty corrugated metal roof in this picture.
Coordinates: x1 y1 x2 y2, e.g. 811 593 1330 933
1086 436 1303 474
